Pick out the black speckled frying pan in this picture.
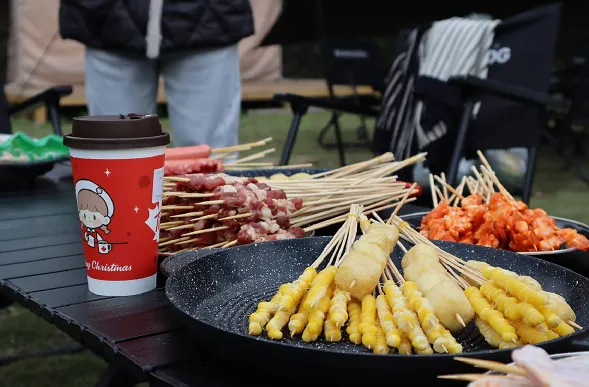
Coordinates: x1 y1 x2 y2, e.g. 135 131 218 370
166 237 589 384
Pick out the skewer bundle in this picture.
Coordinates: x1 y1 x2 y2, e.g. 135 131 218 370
164 137 313 176
423 150 589 252
159 152 426 253
385 214 581 351
249 200 463 355
245 194 579 356
160 173 306 254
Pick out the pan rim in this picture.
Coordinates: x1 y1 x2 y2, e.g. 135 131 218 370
165 236 589 359
400 211 589 255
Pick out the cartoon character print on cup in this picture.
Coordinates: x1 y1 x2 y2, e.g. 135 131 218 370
76 180 118 254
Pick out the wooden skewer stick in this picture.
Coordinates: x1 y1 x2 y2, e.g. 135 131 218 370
224 148 276 165
300 197 416 232
193 200 225 206
176 237 200 246
311 153 395 179
161 205 196 211
223 162 275 168
455 314 466 328
160 220 183 227
158 237 190 247
293 190 405 221
209 152 235 160
170 211 205 219
176 193 216 199
428 173 438 207
454 357 527 376
217 213 253 221
183 225 229 237
449 177 467 207
438 374 504 382
433 175 465 200
257 163 314 170
189 214 218 222
202 240 235 249
569 321 583 330
211 137 272 154
476 150 515 201
222 240 238 248
167 224 196 231
387 183 418 224
440 172 449 201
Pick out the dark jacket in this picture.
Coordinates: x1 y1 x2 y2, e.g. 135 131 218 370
59 0 254 56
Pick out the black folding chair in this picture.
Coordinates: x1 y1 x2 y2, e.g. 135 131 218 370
277 4 568 204
1 84 73 135
315 39 385 163
277 38 383 166
442 3 570 202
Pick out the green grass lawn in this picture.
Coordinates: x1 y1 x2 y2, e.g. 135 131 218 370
1 109 589 386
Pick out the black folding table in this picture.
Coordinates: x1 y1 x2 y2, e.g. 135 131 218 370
0 163 435 386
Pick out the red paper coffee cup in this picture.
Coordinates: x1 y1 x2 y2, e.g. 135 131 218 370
63 114 170 296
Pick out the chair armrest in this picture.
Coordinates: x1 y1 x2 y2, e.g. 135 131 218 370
273 93 380 117
447 75 569 109
8 86 73 115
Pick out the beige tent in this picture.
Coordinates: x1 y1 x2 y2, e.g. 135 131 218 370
5 0 282 96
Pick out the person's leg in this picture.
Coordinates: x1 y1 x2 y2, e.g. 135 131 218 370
85 48 158 115
161 45 240 148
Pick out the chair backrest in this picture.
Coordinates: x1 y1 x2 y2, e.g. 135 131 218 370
0 86 10 134
468 3 561 151
553 53 589 127
319 39 386 93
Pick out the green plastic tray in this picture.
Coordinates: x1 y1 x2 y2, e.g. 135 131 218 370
0 132 69 163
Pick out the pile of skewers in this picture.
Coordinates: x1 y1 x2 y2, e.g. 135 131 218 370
422 151 589 252
158 153 426 254
164 137 312 175
390 215 581 348
247 197 581 355
440 345 589 385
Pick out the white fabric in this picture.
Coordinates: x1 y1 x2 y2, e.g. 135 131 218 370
146 0 164 59
414 17 500 148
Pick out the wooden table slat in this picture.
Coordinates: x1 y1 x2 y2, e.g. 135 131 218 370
115 330 195 382
0 214 78 238
0 255 85 280
0 232 81 252
82 307 182 355
55 290 169 322
0 201 75 221
9 268 88 292
27 284 112 314
0 242 83 265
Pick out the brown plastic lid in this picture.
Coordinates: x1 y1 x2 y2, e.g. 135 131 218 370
63 113 170 150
